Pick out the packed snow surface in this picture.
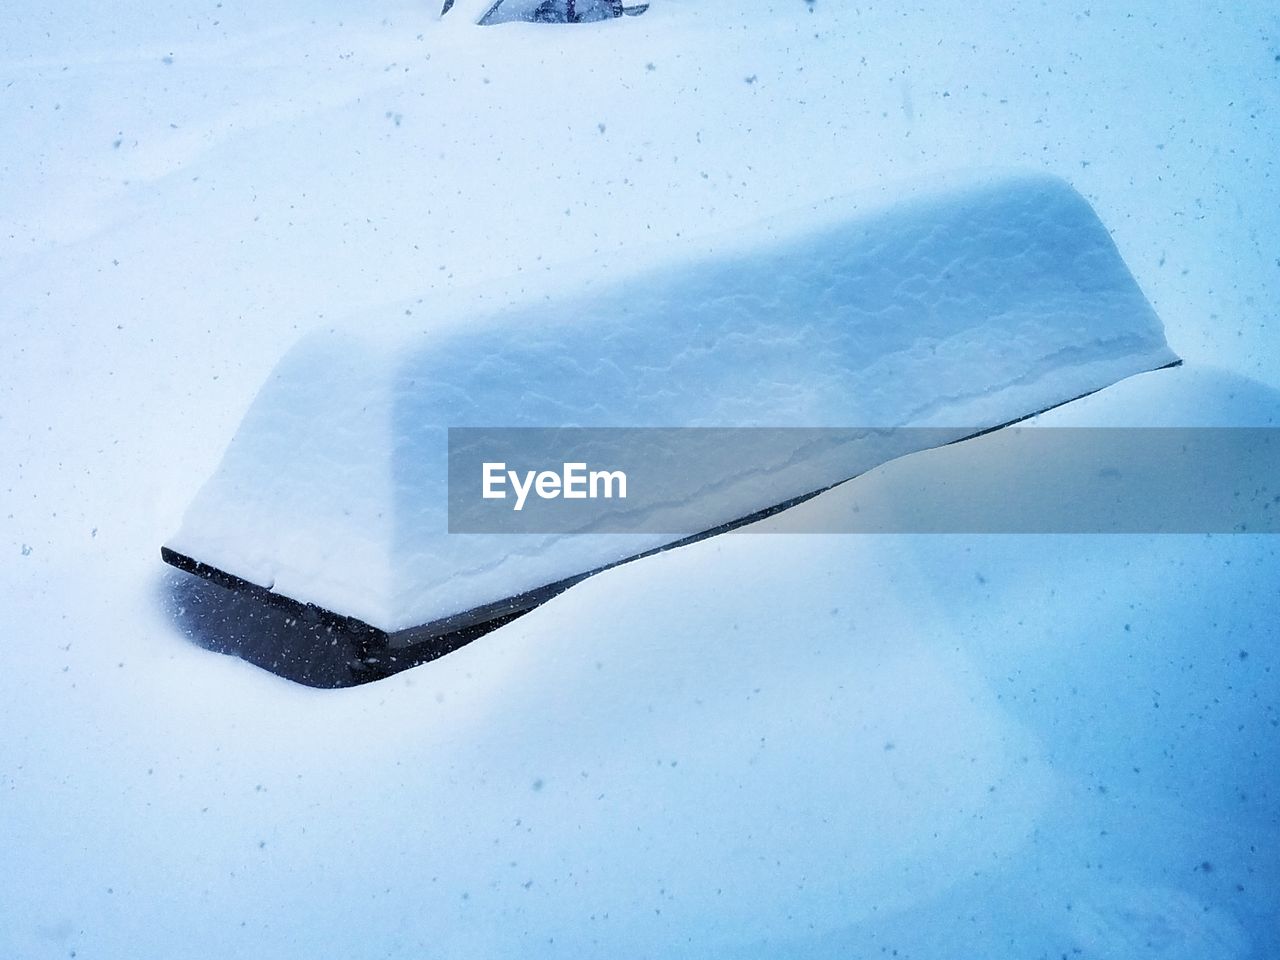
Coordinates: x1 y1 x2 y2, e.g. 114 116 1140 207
2 1 1277 958
168 175 1176 630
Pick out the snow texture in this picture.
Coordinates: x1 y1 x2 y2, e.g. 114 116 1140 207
167 175 1176 630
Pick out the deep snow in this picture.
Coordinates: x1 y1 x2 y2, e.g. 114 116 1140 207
1 2 1277 958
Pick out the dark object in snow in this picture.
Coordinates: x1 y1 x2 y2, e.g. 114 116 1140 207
162 552 525 687
161 487 827 687
474 0 649 25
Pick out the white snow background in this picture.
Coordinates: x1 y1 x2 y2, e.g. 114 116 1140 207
1 1 1278 957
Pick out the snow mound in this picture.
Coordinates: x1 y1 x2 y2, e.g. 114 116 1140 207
166 173 1176 631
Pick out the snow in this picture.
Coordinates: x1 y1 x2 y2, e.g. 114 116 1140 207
167 174 1176 630
1 1 1277 958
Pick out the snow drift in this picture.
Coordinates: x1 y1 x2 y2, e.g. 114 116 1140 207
164 173 1177 644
